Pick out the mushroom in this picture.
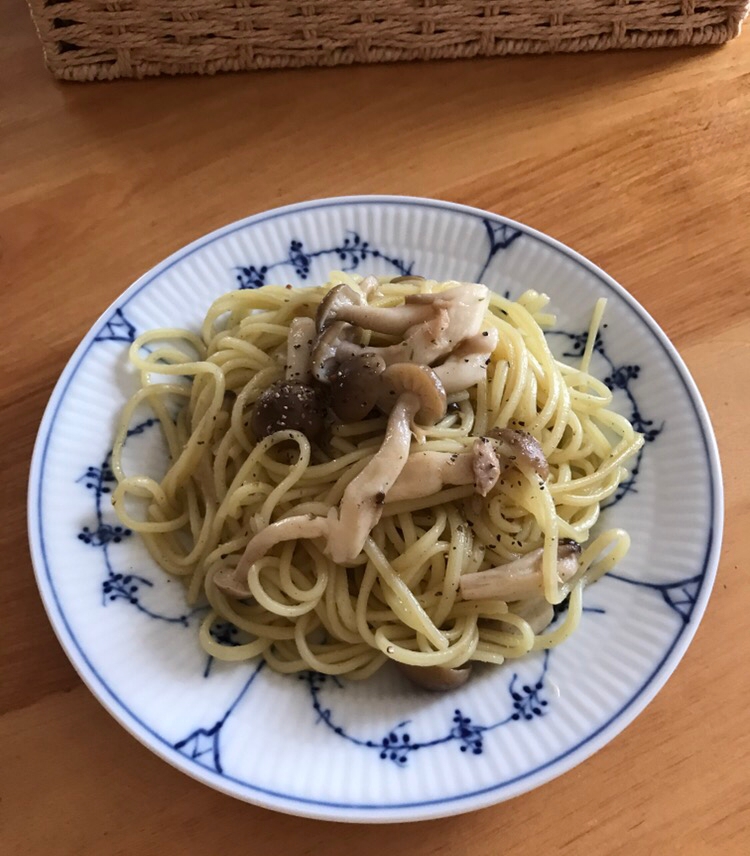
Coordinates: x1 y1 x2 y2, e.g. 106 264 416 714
314 283 491 368
329 353 386 423
249 381 327 441
310 321 363 382
382 284 490 366
508 598 555 634
317 280 435 336
326 365 447 564
358 275 381 298
323 298 438 336
397 663 472 691
365 306 452 369
391 274 426 283
386 437 501 503
380 363 447 425
433 328 499 394
316 283 364 331
285 316 316 383
488 428 549 480
214 514 330 598
459 540 582 601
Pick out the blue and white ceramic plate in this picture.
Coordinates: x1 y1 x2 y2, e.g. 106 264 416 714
28 196 722 822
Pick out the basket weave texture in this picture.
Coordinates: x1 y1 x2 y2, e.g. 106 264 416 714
27 1 750 82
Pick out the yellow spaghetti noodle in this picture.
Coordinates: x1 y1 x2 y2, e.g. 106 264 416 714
111 273 642 681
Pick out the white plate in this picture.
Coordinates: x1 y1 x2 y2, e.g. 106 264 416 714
28 196 723 822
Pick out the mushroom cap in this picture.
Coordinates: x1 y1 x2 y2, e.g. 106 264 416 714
249 381 326 441
381 363 447 425
391 274 426 283
316 283 362 332
471 437 501 496
329 353 387 423
558 538 582 555
403 293 435 306
310 321 363 383
397 663 472 692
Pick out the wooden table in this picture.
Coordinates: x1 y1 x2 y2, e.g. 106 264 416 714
3 1 749 852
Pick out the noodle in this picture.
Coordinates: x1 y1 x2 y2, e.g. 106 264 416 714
111 273 643 681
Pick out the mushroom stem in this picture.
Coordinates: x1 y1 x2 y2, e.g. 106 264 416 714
433 328 499 394
214 515 330 598
285 317 315 383
459 541 582 602
316 283 490 369
327 364 448 562
331 301 437 335
488 428 550 480
386 437 501 503
327 394 419 564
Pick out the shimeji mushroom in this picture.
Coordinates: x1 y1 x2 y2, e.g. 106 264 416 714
315 283 364 332
285 316 316 383
390 274 426 283
214 514 330 599
328 353 387 422
376 284 491 367
488 427 550 480
216 363 449 594
459 540 582 602
310 320 364 382
434 328 499 394
317 283 436 335
326 363 447 564
386 437 501 503
249 381 327 442
315 283 491 368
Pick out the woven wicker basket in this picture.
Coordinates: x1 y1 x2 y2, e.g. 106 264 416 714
27 1 749 82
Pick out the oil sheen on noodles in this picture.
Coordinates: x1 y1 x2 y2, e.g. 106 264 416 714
111 274 643 681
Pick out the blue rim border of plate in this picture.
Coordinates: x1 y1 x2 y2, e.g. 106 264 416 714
27 195 724 821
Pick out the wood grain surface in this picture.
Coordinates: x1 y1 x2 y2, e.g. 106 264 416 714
2 2 749 853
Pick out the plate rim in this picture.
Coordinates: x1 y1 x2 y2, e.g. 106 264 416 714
27 195 724 822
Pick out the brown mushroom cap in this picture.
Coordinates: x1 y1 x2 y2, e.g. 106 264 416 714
471 437 501 497
249 381 326 441
403 292 436 305
397 663 473 692
316 283 362 332
380 363 447 425
329 353 387 423
558 538 582 554
391 274 426 283
310 321 363 383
